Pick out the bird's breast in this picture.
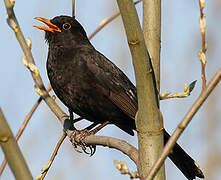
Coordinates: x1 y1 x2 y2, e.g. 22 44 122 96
46 51 95 109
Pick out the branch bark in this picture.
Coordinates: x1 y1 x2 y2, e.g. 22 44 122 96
142 1 164 179
145 68 221 180
198 0 207 90
0 108 33 180
82 135 138 165
116 0 164 179
143 0 161 91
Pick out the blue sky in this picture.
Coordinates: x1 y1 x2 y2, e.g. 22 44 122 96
0 1 221 180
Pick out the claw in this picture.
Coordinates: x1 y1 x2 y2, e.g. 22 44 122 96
70 129 97 156
90 145 96 156
72 142 83 153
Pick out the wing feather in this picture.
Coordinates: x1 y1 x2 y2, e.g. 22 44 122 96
87 51 138 118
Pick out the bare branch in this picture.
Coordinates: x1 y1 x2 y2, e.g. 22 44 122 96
143 0 161 91
198 0 207 90
0 108 33 180
145 68 221 180
88 0 142 40
37 132 67 180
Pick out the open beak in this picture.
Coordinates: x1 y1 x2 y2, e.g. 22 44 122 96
34 17 61 32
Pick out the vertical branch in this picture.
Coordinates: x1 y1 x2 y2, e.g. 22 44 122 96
142 0 164 179
116 0 164 179
198 0 207 90
143 0 161 92
72 0 75 17
0 108 33 180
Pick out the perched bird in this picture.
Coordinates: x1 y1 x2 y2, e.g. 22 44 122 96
35 15 204 179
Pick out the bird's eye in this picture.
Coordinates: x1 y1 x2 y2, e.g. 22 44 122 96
62 23 71 30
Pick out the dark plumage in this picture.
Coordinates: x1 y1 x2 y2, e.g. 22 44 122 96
35 15 204 179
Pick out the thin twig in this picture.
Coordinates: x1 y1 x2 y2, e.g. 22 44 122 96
38 131 67 180
144 69 221 180
16 84 51 141
88 0 142 40
0 159 6 176
72 0 75 17
198 0 207 90
160 80 197 100
114 160 140 179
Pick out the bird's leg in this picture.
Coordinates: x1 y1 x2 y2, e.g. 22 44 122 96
71 122 98 142
88 121 110 135
68 109 84 130
68 109 75 130
73 117 84 123
85 122 99 131
72 121 109 140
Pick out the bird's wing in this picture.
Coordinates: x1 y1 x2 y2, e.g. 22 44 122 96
86 51 138 118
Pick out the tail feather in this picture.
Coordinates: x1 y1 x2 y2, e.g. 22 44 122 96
164 130 204 179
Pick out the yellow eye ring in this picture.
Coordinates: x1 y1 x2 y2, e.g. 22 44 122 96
62 23 71 30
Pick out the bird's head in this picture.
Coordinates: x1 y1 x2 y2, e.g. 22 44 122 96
34 16 88 45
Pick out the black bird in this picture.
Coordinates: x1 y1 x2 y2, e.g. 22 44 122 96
35 15 204 179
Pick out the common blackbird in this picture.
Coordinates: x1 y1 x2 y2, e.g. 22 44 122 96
35 15 204 179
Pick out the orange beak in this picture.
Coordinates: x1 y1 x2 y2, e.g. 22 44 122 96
34 17 61 32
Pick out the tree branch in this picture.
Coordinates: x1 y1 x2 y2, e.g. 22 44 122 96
198 0 207 90
116 0 163 179
0 108 33 180
145 68 221 180
82 135 138 165
38 132 67 180
142 0 164 178
143 0 161 92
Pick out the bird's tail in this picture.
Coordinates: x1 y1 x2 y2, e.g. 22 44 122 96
164 130 204 179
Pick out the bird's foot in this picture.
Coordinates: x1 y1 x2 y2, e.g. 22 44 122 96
70 129 96 156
